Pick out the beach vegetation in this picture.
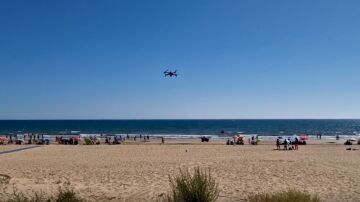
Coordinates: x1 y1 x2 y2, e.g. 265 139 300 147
166 167 219 202
4 187 50 202
247 189 321 202
0 174 11 185
2 187 82 202
54 187 82 202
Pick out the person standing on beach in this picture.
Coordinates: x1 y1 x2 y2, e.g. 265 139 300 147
276 138 281 150
294 137 299 150
161 137 164 144
283 139 288 150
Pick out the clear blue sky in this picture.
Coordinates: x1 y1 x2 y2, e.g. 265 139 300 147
1 0 359 119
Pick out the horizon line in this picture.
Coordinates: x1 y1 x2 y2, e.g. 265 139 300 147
1 118 360 121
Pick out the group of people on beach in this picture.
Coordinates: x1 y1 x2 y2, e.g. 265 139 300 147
226 135 258 145
63 134 153 145
0 133 47 145
55 136 80 145
316 133 322 140
127 134 150 142
0 132 165 146
276 137 299 150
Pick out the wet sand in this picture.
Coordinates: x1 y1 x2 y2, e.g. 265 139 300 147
0 140 359 201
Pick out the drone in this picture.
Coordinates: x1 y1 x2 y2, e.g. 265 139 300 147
164 69 178 77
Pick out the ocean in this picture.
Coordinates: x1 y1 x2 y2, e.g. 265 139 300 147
1 120 360 138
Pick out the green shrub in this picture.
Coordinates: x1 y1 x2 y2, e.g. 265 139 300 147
2 187 82 202
166 167 219 202
247 190 321 202
5 189 51 202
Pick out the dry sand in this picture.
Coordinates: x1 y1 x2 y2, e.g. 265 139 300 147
0 140 359 202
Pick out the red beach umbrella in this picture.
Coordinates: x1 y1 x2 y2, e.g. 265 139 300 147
300 135 308 141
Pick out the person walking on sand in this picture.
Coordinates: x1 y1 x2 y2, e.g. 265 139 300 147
161 137 164 144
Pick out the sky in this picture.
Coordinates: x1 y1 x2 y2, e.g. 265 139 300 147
0 0 360 119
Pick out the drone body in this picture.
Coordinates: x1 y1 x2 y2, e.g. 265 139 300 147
164 69 178 77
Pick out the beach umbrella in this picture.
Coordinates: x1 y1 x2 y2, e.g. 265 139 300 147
349 138 356 142
300 135 308 141
278 136 283 139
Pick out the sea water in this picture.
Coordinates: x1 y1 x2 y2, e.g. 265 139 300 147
0 120 360 139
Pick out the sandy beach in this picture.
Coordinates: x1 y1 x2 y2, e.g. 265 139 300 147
0 140 359 202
